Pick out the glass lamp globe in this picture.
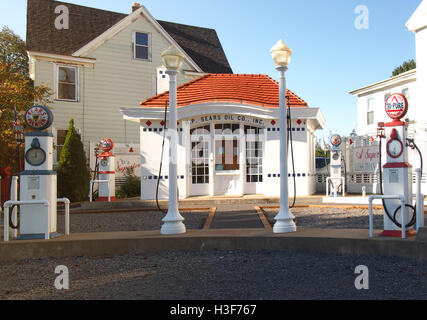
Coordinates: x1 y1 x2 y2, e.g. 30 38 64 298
270 39 292 67
161 45 185 71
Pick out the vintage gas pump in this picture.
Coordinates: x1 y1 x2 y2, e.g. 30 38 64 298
19 105 58 239
381 93 415 237
96 138 116 201
327 134 345 197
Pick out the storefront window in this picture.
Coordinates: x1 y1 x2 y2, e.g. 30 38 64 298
215 138 239 171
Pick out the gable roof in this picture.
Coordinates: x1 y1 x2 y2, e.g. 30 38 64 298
140 74 309 109
26 0 233 74
407 0 427 32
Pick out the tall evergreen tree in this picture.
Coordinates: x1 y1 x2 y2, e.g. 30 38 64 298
57 119 90 202
392 59 416 77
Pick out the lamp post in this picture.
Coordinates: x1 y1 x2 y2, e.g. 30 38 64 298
271 39 297 233
160 45 186 235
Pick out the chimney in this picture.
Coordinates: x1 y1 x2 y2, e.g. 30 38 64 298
132 3 141 12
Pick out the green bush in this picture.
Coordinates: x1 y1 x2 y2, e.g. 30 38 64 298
117 168 141 199
57 119 90 202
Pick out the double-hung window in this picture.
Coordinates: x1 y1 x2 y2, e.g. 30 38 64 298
57 65 78 101
134 32 150 61
367 98 374 125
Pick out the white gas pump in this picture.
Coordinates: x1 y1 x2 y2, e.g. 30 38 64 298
96 138 116 202
327 134 345 197
379 93 418 237
18 105 58 239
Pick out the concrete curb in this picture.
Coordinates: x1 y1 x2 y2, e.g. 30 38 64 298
1 228 426 262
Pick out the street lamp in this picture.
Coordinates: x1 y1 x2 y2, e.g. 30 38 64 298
160 45 186 235
270 39 297 233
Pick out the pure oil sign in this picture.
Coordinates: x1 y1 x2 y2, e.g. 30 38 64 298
353 146 380 173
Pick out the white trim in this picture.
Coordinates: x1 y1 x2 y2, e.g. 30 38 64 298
72 6 203 73
349 69 416 96
121 104 325 129
55 64 79 102
406 0 427 32
28 51 95 67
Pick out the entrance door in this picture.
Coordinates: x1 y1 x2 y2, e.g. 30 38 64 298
190 125 211 196
244 125 265 194
214 123 241 196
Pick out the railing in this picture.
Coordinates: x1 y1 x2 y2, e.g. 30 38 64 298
368 195 406 239
3 198 70 242
326 177 346 197
89 180 110 202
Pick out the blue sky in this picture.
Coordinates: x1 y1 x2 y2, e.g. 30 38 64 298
0 0 421 141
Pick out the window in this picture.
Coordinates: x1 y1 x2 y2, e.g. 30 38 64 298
134 32 150 60
57 66 78 101
384 93 390 102
402 88 409 99
56 129 68 162
215 138 239 171
367 98 374 125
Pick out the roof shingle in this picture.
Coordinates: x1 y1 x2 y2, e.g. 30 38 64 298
140 74 308 109
26 0 233 74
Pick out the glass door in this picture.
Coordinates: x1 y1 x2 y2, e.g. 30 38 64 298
190 125 211 196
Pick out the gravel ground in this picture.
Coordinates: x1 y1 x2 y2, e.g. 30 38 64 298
263 207 385 230
0 250 426 300
55 210 209 234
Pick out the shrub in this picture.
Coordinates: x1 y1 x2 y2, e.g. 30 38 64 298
117 168 141 199
57 119 90 202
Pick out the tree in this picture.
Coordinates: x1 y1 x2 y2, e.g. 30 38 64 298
0 26 29 78
0 26 52 173
57 119 90 202
392 59 416 77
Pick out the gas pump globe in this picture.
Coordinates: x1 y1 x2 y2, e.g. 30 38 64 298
19 105 57 239
328 134 345 197
96 138 116 201
382 93 414 236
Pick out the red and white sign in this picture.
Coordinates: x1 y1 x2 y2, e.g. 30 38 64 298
385 93 408 120
330 134 342 147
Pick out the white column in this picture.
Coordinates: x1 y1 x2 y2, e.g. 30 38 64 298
161 70 186 235
273 66 297 233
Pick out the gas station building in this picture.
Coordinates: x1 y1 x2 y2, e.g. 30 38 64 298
121 74 325 200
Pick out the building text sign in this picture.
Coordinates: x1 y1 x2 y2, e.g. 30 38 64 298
190 114 265 126
353 146 380 173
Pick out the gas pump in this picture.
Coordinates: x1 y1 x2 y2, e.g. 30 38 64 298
377 93 422 237
18 105 58 239
327 134 345 197
96 138 116 202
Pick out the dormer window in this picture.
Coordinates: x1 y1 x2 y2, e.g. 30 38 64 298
134 32 151 60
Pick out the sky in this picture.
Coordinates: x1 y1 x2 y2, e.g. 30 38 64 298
0 0 422 142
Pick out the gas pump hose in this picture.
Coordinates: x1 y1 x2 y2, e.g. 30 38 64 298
287 100 297 208
156 101 168 214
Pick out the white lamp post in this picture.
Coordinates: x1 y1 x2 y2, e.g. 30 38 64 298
160 45 186 235
271 39 297 233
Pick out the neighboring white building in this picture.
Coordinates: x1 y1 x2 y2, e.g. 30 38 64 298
26 0 232 166
346 0 427 194
349 69 417 137
122 74 325 199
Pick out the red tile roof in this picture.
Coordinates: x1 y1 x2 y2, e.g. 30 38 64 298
140 74 308 108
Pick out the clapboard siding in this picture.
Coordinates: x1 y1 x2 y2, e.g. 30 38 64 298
32 12 198 156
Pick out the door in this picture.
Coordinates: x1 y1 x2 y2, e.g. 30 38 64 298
189 125 211 196
244 125 265 194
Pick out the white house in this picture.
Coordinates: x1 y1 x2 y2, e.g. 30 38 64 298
121 74 325 199
26 0 232 168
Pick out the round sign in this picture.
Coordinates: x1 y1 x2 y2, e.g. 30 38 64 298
330 134 342 147
387 138 404 159
385 93 408 120
99 138 114 153
25 105 53 130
